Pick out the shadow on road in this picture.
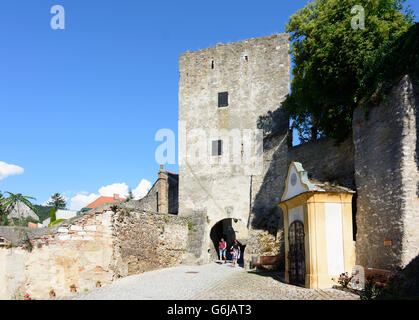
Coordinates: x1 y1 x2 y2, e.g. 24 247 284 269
246 270 286 283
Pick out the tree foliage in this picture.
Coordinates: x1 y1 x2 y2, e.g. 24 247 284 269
33 204 52 222
358 22 419 109
46 193 67 210
0 192 37 226
0 191 5 216
284 0 414 142
0 191 9 226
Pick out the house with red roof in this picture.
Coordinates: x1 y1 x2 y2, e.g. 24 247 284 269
82 194 125 212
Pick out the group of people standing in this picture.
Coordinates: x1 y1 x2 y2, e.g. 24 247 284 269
218 238 241 267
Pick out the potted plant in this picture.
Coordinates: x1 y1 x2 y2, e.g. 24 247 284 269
24 293 31 300
49 289 56 297
70 284 77 293
96 280 102 288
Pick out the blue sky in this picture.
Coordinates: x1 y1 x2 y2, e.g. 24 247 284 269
0 0 417 210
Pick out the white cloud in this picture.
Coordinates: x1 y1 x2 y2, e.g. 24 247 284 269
69 180 152 211
0 161 24 180
133 179 152 200
98 183 129 197
69 192 98 211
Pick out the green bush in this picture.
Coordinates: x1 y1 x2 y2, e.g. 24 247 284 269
48 219 65 227
50 207 56 223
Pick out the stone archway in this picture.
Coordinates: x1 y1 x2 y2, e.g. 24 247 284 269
209 218 247 266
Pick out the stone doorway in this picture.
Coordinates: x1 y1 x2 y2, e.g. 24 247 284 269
209 218 246 266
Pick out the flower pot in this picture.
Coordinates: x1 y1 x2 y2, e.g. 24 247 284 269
49 292 56 297
70 288 77 293
96 283 101 288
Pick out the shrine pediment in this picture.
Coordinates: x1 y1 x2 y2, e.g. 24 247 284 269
281 162 315 202
281 162 355 202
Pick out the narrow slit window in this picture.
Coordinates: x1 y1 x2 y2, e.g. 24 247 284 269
218 92 228 108
244 55 248 62
211 60 214 69
212 140 222 156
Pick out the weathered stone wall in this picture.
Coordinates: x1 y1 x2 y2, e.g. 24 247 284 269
131 181 159 212
288 137 355 190
0 206 190 300
0 213 114 300
182 210 209 265
112 209 190 277
353 75 419 269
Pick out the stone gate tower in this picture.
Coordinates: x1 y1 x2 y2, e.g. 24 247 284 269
178 34 290 263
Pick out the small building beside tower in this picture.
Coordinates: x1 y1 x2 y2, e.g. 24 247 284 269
278 162 356 289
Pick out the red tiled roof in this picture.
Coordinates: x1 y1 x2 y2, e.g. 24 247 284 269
85 194 125 209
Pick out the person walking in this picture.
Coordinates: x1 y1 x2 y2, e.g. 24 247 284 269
219 237 227 263
231 239 241 267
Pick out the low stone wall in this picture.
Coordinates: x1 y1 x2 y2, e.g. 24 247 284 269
0 207 190 300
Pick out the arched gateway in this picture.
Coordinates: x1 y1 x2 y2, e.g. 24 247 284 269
209 218 248 265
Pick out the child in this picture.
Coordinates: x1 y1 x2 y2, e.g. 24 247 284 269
231 249 238 267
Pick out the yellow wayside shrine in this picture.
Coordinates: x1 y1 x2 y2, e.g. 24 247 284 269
278 162 356 289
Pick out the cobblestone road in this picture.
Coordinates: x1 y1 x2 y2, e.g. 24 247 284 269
191 266 359 300
65 263 358 300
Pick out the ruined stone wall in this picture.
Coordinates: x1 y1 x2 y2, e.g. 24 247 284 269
0 207 190 300
353 75 419 269
112 209 190 277
0 213 114 300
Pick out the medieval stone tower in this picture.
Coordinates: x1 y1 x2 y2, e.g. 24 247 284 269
178 34 290 263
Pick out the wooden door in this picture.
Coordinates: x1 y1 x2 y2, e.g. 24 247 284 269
289 221 305 285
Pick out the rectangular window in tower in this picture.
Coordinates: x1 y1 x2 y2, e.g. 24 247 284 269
212 140 222 156
218 92 228 108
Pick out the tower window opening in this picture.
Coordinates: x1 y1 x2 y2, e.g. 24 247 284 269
218 91 228 108
211 60 214 69
212 140 223 156
244 55 248 62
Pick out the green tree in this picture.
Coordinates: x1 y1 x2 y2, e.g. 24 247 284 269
46 193 67 211
0 191 9 226
0 192 37 226
284 0 414 143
